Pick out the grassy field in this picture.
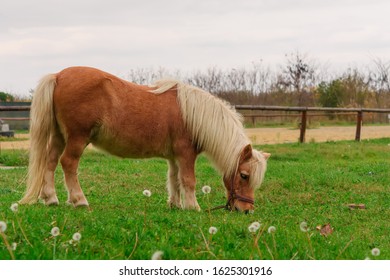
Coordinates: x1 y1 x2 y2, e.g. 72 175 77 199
0 138 389 260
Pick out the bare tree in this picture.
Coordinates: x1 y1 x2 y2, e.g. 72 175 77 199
369 58 390 107
277 51 319 106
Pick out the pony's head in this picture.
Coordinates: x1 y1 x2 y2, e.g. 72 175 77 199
223 144 270 213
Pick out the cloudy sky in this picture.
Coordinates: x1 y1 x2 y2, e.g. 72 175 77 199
1 0 389 96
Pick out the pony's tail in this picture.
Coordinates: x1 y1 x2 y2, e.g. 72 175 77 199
19 74 57 204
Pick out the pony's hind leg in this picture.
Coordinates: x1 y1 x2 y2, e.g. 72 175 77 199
39 132 65 205
167 159 181 208
60 137 89 207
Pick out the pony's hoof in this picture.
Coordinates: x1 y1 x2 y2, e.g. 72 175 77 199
43 196 59 206
74 200 89 208
183 203 201 211
168 200 182 209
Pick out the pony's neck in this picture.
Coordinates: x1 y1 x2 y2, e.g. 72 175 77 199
176 82 250 177
150 79 250 178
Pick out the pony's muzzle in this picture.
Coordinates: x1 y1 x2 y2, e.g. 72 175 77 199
231 200 254 213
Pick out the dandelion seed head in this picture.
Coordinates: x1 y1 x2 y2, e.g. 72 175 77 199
51 226 60 237
251 222 261 230
151 250 164 260
202 185 211 194
300 222 308 232
10 203 18 213
11 242 17 251
268 226 276 234
143 189 151 197
371 248 380 257
248 221 261 233
0 221 7 233
72 232 82 242
248 225 258 233
209 226 218 235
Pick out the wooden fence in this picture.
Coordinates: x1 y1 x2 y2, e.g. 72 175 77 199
235 105 390 143
1 105 390 143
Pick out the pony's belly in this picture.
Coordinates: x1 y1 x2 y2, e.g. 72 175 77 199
91 134 171 159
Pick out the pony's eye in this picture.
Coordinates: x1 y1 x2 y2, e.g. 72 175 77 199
240 173 249 180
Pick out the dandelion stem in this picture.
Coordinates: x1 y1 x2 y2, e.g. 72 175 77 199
53 237 57 260
290 251 299 260
0 231 15 260
16 217 33 247
263 239 274 260
142 200 148 234
336 237 354 260
198 227 216 258
206 195 212 226
254 234 263 260
127 232 139 260
254 225 266 260
306 231 315 260
271 232 277 259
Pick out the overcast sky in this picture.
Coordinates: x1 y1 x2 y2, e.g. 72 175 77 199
1 0 389 96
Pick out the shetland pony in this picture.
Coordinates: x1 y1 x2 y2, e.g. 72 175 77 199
19 67 270 212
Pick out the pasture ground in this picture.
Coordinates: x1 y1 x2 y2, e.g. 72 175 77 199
0 138 389 260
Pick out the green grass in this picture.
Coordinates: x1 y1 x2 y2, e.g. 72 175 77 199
0 139 389 260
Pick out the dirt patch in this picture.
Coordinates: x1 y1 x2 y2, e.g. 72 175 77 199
1 126 390 150
247 125 390 145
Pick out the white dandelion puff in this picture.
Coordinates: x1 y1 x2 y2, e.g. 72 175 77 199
251 222 261 230
143 189 151 197
72 232 82 242
248 222 261 233
371 248 380 257
10 203 18 213
151 250 164 260
300 222 309 232
11 242 17 251
0 221 7 233
248 224 258 233
51 227 60 237
248 222 261 232
268 226 276 234
209 226 218 235
202 185 211 194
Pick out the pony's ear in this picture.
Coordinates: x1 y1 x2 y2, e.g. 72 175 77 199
239 144 253 164
262 152 271 160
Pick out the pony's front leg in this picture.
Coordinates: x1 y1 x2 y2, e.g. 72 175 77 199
60 139 89 207
177 155 200 211
167 159 181 208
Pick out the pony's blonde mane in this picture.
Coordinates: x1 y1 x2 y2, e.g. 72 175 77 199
151 80 266 189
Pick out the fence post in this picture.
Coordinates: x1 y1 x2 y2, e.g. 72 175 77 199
355 110 363 141
299 110 307 143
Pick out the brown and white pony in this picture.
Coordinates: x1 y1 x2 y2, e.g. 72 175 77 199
19 66 270 212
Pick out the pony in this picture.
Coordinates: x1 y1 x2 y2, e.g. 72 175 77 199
19 66 270 212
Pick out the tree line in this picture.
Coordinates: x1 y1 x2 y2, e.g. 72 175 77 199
126 52 390 109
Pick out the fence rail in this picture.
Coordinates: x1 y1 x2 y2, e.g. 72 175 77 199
0 106 31 112
1 105 390 143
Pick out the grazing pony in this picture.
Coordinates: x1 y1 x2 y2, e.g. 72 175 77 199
19 67 270 212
